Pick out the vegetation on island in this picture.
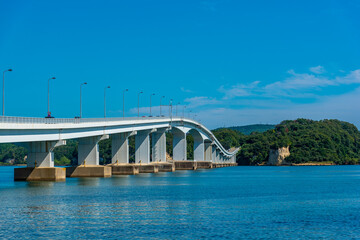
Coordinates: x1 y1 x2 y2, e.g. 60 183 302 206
213 119 360 165
0 119 359 166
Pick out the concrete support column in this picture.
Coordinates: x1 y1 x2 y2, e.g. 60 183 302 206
26 140 66 167
204 142 212 161
173 128 187 161
216 149 220 163
193 134 204 161
112 132 132 164
212 145 217 163
78 135 108 165
135 130 151 164
152 129 166 162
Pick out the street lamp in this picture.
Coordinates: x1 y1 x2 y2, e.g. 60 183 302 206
150 93 155 116
169 99 173 117
104 86 110 118
80 82 87 118
138 91 143 117
176 102 180 116
2 68 12 116
160 96 165 116
123 89 128 118
169 99 173 122
47 77 56 117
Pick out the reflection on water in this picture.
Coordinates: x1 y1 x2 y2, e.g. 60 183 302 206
76 177 100 186
0 166 360 239
27 181 55 188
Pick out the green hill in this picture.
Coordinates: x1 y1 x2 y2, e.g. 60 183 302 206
213 119 360 165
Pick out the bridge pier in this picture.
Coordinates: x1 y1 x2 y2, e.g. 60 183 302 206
152 129 166 162
212 145 217 161
172 128 187 161
188 129 205 161
111 132 133 164
14 140 66 181
66 135 111 178
134 129 158 173
204 142 212 161
150 129 173 172
135 130 151 164
216 149 220 163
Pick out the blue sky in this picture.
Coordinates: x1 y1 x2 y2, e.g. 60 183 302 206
1 0 360 128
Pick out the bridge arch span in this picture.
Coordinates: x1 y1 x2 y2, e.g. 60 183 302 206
0 116 239 167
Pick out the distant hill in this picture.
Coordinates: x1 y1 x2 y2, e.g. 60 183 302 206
229 124 276 135
213 119 360 166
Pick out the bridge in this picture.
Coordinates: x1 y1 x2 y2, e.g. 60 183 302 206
0 116 239 181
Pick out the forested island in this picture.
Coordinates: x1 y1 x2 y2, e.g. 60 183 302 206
1 118 359 166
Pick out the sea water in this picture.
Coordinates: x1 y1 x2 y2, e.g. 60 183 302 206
0 166 359 239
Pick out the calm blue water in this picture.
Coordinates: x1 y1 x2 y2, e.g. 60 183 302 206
0 166 360 239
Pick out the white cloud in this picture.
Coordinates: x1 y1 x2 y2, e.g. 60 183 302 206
219 81 260 99
180 87 193 93
184 96 220 108
218 69 360 100
309 65 326 74
266 69 360 91
335 69 360 84
264 70 335 91
197 87 360 129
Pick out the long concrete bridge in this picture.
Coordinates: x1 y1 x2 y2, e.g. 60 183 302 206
0 116 239 181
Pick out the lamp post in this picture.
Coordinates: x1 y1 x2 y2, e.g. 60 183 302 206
150 93 155 116
104 86 110 118
2 69 12 116
160 96 165 116
47 77 56 117
176 102 180 116
123 89 128 118
138 91 143 117
169 99 173 123
169 99 173 117
80 82 87 118
183 106 186 118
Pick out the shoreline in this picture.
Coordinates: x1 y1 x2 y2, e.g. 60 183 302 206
291 162 336 166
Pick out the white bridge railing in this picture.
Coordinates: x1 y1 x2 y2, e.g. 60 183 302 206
0 116 179 124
